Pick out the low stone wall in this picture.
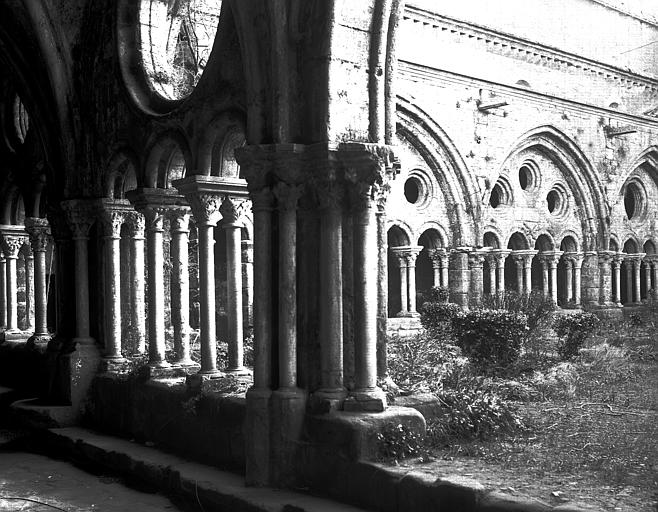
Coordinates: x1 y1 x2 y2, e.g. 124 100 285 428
85 374 246 471
0 339 48 399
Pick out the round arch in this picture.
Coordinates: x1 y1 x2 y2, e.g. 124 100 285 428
386 221 412 247
196 111 247 177
143 130 192 189
103 148 140 199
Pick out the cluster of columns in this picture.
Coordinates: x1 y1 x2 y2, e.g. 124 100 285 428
0 220 52 344
390 245 422 317
599 251 656 306
61 193 253 373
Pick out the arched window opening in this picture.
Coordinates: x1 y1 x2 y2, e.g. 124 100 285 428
624 181 645 221
404 177 421 204
483 231 500 249
13 95 29 144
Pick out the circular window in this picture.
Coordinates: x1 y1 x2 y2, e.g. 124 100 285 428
404 177 421 204
624 182 645 220
546 184 568 217
139 0 222 100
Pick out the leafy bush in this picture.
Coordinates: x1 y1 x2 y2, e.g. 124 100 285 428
479 290 555 338
376 423 423 462
387 332 463 392
553 312 600 360
425 286 450 303
427 386 525 443
420 302 462 337
451 310 527 371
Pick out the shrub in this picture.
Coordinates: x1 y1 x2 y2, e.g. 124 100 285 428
376 423 423 462
427 386 525 443
425 286 450 303
480 290 555 338
451 310 527 371
420 302 462 337
553 312 600 360
387 331 462 392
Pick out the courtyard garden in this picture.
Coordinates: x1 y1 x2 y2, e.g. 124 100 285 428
383 288 658 511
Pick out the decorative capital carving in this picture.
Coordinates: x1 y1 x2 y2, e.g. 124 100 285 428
274 182 304 212
143 206 168 232
24 218 50 252
126 212 146 238
219 196 248 225
167 207 191 233
1 234 26 258
186 193 222 226
63 207 95 239
100 210 126 238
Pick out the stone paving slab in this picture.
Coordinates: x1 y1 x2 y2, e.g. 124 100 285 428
47 427 368 512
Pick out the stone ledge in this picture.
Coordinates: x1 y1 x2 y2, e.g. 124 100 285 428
45 427 368 512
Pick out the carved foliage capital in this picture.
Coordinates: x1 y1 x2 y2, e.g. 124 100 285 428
143 207 168 232
188 193 222 226
25 218 50 252
167 207 191 233
219 197 248 225
274 182 304 212
1 234 26 258
126 212 146 238
65 209 95 239
101 210 126 238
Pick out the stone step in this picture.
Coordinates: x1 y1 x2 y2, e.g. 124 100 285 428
45 427 369 512
10 398 77 429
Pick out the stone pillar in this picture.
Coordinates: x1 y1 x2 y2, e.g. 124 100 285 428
597 251 613 306
405 248 422 316
632 258 642 304
25 218 51 343
468 250 486 305
241 240 254 329
643 261 652 301
274 184 302 390
221 197 248 374
63 208 94 344
439 250 449 288
572 254 583 307
0 256 5 329
314 183 347 408
101 210 126 362
1 233 25 333
449 247 471 307
652 259 658 298
613 255 623 306
22 243 34 331
565 258 573 303
428 249 441 287
345 183 386 411
549 253 561 304
624 259 633 305
495 251 507 294
522 253 535 294
540 257 550 297
143 208 169 367
169 207 195 366
512 254 524 293
127 213 146 355
391 248 408 316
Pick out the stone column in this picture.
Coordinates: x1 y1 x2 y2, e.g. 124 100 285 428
439 249 449 288
512 253 524 293
169 207 195 366
643 261 652 301
241 240 254 329
0 256 5 329
346 183 386 411
632 258 642 304
405 247 422 316
428 249 441 288
613 255 623 306
565 258 573 303
523 254 535 294
572 254 583 306
484 253 497 295
22 243 34 331
624 259 633 305
540 257 549 297
468 250 486 305
274 184 302 390
63 208 94 344
495 251 507 294
127 213 146 355
1 234 25 333
549 254 560 304
449 247 471 307
101 210 126 362
144 208 169 368
314 183 347 407
597 251 613 306
652 259 658 298
221 197 248 374
25 218 51 343
391 248 408 316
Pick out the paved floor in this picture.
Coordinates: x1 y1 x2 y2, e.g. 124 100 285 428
0 451 186 512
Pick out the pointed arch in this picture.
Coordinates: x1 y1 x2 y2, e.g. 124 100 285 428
617 146 658 194
396 95 480 246
501 125 608 250
103 147 140 199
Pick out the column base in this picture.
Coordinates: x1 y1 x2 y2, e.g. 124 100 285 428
173 358 200 368
148 359 171 369
26 333 52 348
0 330 27 342
395 311 410 318
310 388 348 413
343 387 387 413
186 372 250 394
245 387 272 486
224 366 253 377
100 358 132 373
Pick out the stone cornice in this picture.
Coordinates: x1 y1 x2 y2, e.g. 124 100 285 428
399 62 658 129
403 6 658 91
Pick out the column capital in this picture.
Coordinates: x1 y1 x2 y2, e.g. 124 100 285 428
126 211 146 238
563 251 584 268
61 200 96 239
0 227 27 258
24 217 50 252
274 182 304 212
172 176 249 226
220 196 249 225
468 249 488 267
597 250 615 265
100 209 126 238
166 206 191 232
